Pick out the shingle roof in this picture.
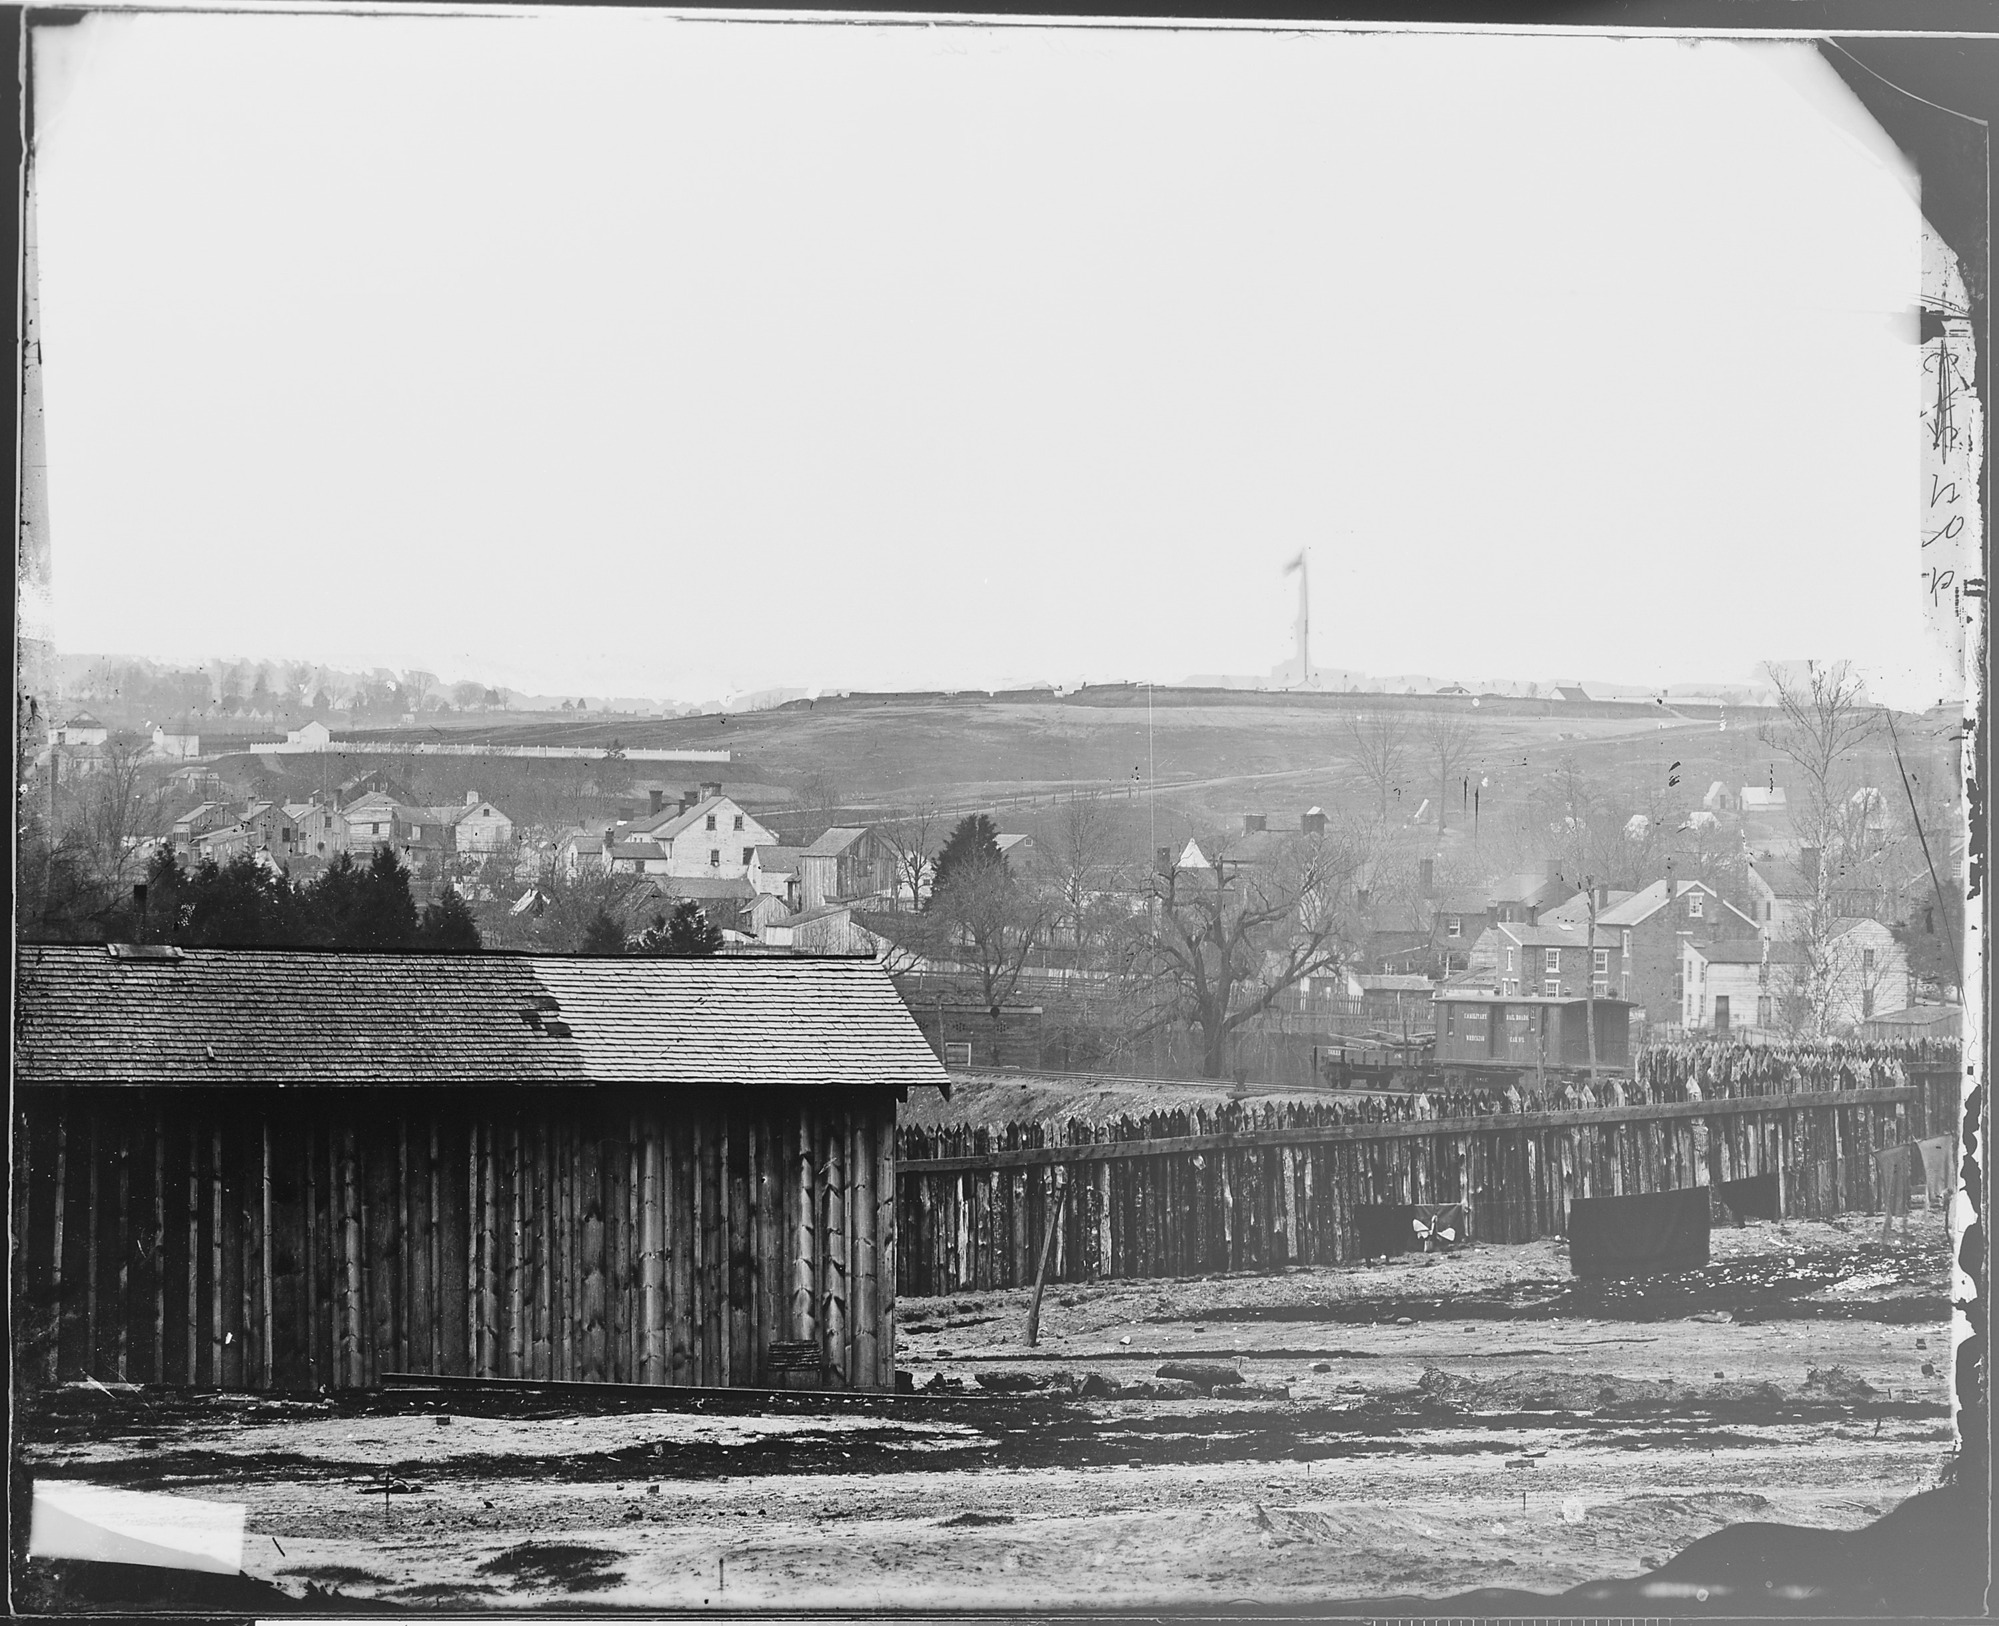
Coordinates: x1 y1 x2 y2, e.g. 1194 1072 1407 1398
1691 940 1805 964
15 944 948 1092
1496 921 1599 948
636 876 756 902
647 796 738 841
804 827 869 858
752 845 805 874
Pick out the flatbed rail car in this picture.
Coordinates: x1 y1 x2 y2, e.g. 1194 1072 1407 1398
1430 988 1634 1085
1313 1035 1437 1091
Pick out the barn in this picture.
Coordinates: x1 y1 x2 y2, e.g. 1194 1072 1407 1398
12 944 948 1394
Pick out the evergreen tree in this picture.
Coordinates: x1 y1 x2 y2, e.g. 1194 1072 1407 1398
580 909 628 955
635 901 722 957
178 855 302 946
928 813 1002 905
415 886 482 953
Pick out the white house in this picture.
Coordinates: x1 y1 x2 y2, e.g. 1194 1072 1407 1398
622 792 780 880
285 720 333 748
50 712 109 748
1683 918 1909 1033
453 792 515 855
150 726 201 760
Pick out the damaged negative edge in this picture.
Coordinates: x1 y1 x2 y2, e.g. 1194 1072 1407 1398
1919 217 1988 1510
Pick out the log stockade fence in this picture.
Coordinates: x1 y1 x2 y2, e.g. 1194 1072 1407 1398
15 1088 896 1395
894 1051 1962 1298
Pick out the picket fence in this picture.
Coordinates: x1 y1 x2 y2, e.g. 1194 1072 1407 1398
893 1068 1960 1298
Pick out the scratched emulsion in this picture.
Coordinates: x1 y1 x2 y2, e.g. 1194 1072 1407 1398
1917 216 1986 1486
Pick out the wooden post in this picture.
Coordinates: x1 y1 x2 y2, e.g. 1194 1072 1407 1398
152 1115 166 1385
1025 1174 1072 1347
260 1118 274 1390
822 1112 848 1387
876 1104 898 1385
642 1110 664 1383
47 1114 67 1385
852 1114 879 1390
86 1108 101 1379
338 1127 362 1390
792 1109 818 1346
210 1124 225 1387
111 1117 132 1382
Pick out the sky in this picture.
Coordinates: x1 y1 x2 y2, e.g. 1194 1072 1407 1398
25 10 1944 707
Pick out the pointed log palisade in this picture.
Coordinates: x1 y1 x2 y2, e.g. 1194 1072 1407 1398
13 943 948 1393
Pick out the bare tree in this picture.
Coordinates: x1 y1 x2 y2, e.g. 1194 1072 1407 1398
928 852 1057 1022
1338 712 1411 820
401 669 440 713
879 798 945 912
1115 827 1363 1078
1038 794 1132 964
1760 660 1882 1031
1420 712 1476 831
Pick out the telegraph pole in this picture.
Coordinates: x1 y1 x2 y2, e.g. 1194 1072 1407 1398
1585 876 1601 1088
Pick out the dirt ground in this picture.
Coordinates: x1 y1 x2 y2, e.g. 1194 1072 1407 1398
13 1211 1958 1611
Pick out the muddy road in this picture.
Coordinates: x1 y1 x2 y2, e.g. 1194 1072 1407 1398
14 1214 1958 1610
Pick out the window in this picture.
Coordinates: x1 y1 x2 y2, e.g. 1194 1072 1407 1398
1758 996 1772 1027
1592 977 1609 997
1543 977 1560 997
1862 989 1875 1018
1758 960 1770 989
1446 915 1462 938
743 847 754 865
1506 948 1516 973
1593 948 1609 976
705 814 717 831
733 815 744 831
945 1042 972 1067
1862 947 1876 973
709 849 721 867
1687 895 1703 918
1622 931 1631 955
1545 948 1561 973
1674 970 1684 1000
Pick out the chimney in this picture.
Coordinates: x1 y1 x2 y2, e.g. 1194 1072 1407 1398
681 789 699 813
1302 807 1327 840
1356 886 1372 913
1155 846 1175 876
465 788 479 807
1800 845 1820 888
649 788 665 816
1595 884 1610 910
699 781 723 801
1418 856 1434 895
1242 812 1266 835
133 883 147 927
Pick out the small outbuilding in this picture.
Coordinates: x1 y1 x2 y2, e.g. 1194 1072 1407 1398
13 945 948 1394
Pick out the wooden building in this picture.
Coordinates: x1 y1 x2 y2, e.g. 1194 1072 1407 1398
1432 987 1633 1078
13 944 948 1394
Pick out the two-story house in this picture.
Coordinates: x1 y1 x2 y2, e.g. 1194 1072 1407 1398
1682 921 1907 1033
621 788 780 880
1587 874 1757 1027
453 792 514 856
1483 920 1626 1000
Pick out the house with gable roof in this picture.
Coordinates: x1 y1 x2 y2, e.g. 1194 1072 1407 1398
1598 872 1757 1027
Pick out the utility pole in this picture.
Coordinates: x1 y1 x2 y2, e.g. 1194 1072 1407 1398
1585 875 1601 1088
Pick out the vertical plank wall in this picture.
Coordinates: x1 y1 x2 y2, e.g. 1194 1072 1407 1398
14 1087 898 1394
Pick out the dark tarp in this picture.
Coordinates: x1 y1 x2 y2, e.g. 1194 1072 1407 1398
1567 1187 1710 1278
1353 1202 1470 1257
1713 1172 1781 1221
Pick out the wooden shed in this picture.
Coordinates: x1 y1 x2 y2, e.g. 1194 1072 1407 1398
13 944 948 1394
